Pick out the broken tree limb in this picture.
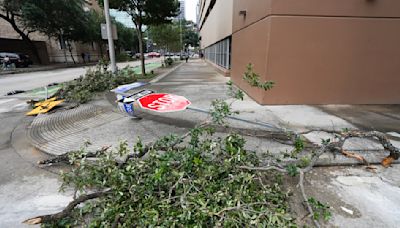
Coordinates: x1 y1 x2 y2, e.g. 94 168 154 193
337 131 399 167
341 150 369 165
238 165 288 174
23 190 111 225
298 171 321 228
125 120 211 161
38 145 111 166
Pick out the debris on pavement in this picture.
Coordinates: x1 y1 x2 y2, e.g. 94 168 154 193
340 206 354 215
5 90 25 96
26 97 64 116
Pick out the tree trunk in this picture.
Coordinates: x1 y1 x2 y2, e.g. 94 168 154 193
136 24 146 77
67 41 76 64
99 41 104 59
0 13 42 64
59 35 68 63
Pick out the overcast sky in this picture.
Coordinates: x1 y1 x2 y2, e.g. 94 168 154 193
111 0 198 27
185 0 197 22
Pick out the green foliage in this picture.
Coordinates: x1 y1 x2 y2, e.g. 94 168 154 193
321 138 331 146
21 0 89 42
307 197 332 221
243 64 275 91
286 164 299 177
227 80 244 100
107 0 179 26
105 0 179 77
210 99 234 125
80 10 104 44
55 129 296 227
115 21 139 53
149 23 181 52
298 156 311 168
294 136 305 153
116 52 131 62
164 57 174 66
57 65 136 103
183 26 200 48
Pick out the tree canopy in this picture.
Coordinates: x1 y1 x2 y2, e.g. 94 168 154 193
149 19 199 53
148 23 180 52
115 22 139 53
1 0 106 63
104 0 179 75
21 0 88 42
20 0 102 63
0 0 42 63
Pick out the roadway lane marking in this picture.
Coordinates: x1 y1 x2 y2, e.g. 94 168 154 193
0 99 17 105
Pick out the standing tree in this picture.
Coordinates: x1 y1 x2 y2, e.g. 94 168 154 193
21 0 91 63
115 21 139 54
149 23 180 55
0 0 42 63
107 0 179 76
183 27 199 49
179 19 199 50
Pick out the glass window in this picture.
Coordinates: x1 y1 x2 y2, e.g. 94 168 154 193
204 37 231 69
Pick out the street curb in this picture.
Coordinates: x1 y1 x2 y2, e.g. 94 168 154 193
28 103 123 156
149 62 184 83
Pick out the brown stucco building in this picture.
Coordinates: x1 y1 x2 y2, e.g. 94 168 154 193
0 0 104 64
198 0 400 104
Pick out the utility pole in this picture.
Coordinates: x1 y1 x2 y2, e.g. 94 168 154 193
180 19 183 55
103 0 117 73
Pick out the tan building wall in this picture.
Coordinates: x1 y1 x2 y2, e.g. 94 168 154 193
200 0 400 104
199 0 233 48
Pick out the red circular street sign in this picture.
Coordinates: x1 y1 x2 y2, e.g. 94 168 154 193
138 93 191 113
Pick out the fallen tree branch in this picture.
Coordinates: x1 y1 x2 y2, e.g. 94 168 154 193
126 120 211 160
341 150 369 165
38 145 111 166
238 165 287 173
215 202 270 217
298 171 321 228
23 190 111 225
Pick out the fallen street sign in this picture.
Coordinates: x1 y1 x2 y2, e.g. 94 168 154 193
115 90 154 117
116 94 136 117
138 93 191 113
129 89 154 101
117 89 154 103
111 82 149 94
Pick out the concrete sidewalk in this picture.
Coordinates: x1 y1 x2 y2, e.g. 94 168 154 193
27 59 400 227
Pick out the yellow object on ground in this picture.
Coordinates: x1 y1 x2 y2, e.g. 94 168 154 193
26 99 64 116
34 97 57 107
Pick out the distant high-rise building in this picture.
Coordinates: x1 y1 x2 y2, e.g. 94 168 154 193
196 1 200 28
176 0 185 20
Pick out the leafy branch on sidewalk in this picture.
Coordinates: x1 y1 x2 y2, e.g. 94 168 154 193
55 63 136 103
243 64 275 91
26 64 400 227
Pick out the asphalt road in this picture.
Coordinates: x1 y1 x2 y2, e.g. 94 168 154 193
0 59 161 226
0 101 73 227
0 59 161 96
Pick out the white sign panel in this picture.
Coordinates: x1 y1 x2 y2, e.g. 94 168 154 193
101 23 118 40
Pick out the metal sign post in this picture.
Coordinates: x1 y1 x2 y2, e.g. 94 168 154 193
103 0 117 74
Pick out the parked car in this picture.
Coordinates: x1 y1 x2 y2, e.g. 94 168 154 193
147 52 161 58
0 52 33 67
